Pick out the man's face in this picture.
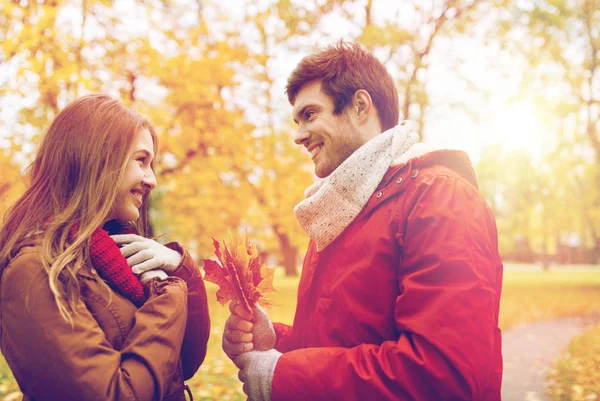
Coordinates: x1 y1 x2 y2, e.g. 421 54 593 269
292 81 367 178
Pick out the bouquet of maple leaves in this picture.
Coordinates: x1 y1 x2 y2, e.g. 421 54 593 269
203 232 275 314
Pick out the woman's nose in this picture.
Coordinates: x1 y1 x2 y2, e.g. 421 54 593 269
143 168 157 190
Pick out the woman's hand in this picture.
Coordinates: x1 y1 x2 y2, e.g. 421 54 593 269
139 269 168 283
110 234 182 275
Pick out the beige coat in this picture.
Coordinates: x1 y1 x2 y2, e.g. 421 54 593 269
0 241 210 401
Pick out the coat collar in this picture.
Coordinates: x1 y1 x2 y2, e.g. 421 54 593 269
382 149 477 189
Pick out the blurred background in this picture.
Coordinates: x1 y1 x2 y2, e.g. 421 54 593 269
1 0 599 400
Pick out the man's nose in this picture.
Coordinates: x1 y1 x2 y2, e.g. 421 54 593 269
294 126 310 145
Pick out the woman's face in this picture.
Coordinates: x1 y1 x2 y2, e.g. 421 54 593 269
111 128 157 222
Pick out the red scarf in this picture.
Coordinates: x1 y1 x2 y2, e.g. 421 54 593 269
70 222 146 306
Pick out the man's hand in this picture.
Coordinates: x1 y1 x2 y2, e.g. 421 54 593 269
251 305 277 351
110 234 182 274
223 303 276 361
235 349 281 401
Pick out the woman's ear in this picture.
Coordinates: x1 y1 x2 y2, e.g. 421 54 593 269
352 89 374 124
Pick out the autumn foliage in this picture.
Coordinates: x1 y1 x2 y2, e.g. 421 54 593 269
203 233 276 314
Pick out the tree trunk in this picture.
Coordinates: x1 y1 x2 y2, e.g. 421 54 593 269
273 225 298 276
590 227 600 264
541 208 550 271
541 239 550 272
282 242 298 277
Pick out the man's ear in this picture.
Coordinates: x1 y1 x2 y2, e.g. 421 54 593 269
352 89 373 124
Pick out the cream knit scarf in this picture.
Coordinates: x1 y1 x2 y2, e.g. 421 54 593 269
294 121 429 251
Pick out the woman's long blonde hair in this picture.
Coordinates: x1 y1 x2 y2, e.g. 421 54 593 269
0 94 157 323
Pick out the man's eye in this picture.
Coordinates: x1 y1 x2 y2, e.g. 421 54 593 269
306 111 315 120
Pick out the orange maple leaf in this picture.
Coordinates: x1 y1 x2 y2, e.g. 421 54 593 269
203 232 275 314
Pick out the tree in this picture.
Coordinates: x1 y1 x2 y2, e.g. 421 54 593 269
0 149 25 219
222 0 494 273
490 0 600 260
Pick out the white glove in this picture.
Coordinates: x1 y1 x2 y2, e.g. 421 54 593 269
139 269 168 283
110 234 182 274
223 304 276 361
235 349 281 401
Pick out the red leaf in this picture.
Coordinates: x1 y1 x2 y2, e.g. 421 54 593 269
215 282 236 305
203 259 235 306
203 232 276 312
223 243 252 314
212 238 224 265
203 259 227 285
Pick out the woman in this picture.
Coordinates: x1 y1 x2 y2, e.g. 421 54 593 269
0 94 210 400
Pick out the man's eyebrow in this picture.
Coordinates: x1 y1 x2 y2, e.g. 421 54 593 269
293 105 316 124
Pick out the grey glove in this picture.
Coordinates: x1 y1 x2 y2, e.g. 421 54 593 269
251 305 276 351
235 349 282 401
223 313 254 359
223 304 276 361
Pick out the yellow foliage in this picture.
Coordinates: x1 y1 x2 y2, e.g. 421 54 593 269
547 323 600 401
0 151 25 220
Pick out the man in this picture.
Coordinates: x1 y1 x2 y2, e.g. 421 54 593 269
222 41 503 401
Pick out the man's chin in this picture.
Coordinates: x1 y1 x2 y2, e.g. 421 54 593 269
314 158 340 178
315 167 333 179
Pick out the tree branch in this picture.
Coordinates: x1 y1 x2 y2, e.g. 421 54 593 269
583 0 600 162
402 0 483 119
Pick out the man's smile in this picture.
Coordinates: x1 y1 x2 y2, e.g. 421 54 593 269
307 143 324 159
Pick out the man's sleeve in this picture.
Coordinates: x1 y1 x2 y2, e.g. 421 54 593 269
271 175 502 401
272 322 295 352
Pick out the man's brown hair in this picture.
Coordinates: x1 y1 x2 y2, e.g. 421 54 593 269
286 41 399 131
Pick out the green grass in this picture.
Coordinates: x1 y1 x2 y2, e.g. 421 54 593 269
0 357 20 400
547 323 600 401
0 265 599 399
500 267 600 330
500 266 600 401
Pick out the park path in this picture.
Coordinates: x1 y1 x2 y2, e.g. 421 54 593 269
501 315 599 401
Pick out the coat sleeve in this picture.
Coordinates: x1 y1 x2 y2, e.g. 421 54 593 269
272 322 295 352
271 175 502 401
0 251 188 401
167 242 211 379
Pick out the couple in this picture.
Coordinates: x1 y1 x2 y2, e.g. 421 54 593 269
0 42 503 401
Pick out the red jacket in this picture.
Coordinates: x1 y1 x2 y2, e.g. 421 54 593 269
271 150 503 401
